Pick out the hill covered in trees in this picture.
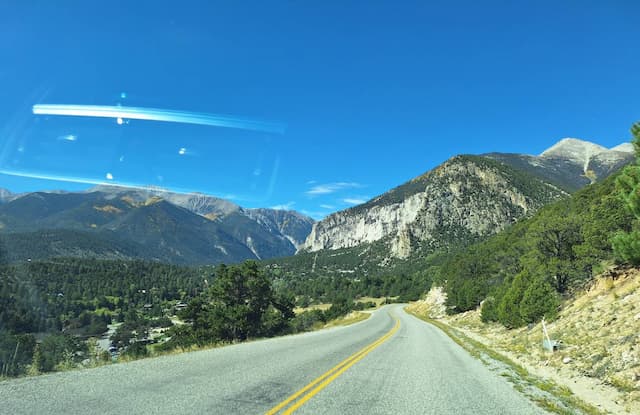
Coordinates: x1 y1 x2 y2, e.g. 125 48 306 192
437 123 640 328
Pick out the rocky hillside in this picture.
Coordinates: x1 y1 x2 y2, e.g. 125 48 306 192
484 138 634 192
0 187 313 264
301 155 567 258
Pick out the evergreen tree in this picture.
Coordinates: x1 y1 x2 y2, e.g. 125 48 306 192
497 271 529 328
528 212 584 293
613 122 640 264
519 275 559 323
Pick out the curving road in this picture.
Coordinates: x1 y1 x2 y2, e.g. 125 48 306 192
0 305 548 414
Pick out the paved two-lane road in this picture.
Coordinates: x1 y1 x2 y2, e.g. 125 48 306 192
0 305 548 414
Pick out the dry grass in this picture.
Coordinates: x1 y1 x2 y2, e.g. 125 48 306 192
294 297 385 315
323 311 371 328
356 296 387 307
293 303 332 314
409 266 640 414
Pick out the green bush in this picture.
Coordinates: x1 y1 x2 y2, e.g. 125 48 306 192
519 276 559 323
497 272 529 328
35 334 85 373
480 296 498 323
123 342 148 358
291 309 326 332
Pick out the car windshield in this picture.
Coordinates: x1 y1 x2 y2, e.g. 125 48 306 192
1 2 639 415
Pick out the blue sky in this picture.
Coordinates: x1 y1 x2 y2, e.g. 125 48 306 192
1 1 639 219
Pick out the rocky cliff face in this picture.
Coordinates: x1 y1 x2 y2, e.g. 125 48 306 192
301 155 567 257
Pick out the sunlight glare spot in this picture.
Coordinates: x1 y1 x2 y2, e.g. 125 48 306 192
106 172 114 180
58 134 77 142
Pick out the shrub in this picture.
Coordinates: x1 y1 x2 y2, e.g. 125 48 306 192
519 276 559 323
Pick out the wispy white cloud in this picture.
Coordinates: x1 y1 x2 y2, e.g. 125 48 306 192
305 182 362 196
342 196 368 205
271 201 295 210
319 204 335 209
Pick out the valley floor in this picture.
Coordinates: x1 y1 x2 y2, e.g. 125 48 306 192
408 268 640 415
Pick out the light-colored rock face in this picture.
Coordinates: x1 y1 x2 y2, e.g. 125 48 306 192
540 138 634 174
541 138 607 164
301 157 566 256
305 191 425 252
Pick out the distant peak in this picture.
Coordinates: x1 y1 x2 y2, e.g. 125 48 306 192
539 137 635 175
540 138 607 158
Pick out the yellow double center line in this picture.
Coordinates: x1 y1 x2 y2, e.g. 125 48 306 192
265 317 401 415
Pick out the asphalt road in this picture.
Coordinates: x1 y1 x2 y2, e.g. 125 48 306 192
0 305 548 414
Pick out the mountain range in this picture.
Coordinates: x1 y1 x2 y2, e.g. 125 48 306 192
299 138 633 256
265 138 634 280
0 186 313 264
0 137 632 267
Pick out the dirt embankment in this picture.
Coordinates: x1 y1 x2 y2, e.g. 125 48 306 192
409 268 640 414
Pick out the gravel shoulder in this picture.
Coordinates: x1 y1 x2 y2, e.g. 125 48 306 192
408 273 640 415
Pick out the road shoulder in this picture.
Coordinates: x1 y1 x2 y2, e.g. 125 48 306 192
405 306 607 415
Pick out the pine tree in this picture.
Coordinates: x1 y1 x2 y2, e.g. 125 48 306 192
497 271 529 328
613 122 640 264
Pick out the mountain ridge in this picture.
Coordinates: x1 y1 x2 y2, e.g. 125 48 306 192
293 137 633 281
0 187 314 264
301 155 568 257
